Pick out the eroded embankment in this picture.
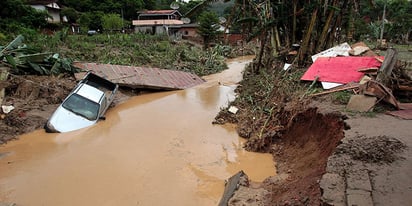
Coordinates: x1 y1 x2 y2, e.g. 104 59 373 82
214 58 348 205
216 104 347 205
261 108 346 205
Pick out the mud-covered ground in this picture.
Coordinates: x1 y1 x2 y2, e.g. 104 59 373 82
0 67 410 206
0 75 77 144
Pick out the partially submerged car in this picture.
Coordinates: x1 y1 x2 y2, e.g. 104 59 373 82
45 72 118 133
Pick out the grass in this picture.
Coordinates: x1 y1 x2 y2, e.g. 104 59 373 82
332 91 352 105
27 33 229 76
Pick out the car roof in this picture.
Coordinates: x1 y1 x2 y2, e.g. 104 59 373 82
76 84 104 103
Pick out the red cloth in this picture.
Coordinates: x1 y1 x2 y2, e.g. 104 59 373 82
300 56 383 84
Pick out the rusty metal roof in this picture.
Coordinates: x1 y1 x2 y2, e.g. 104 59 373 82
73 62 205 90
132 19 183 26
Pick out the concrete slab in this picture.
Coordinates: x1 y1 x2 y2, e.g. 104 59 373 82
346 95 377 112
346 189 373 206
73 62 205 90
320 173 346 206
346 169 372 192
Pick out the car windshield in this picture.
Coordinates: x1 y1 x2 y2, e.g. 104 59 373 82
62 94 99 120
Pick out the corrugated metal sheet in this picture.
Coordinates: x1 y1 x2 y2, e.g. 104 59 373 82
73 62 205 90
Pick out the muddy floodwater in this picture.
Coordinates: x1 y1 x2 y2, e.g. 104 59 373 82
0 56 275 206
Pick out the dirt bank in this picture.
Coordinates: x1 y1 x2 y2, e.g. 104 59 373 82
263 108 346 205
0 75 77 143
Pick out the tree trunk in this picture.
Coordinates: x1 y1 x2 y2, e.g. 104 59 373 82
292 0 298 44
316 0 338 53
299 7 318 64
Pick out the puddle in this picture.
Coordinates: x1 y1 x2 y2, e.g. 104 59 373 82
0 56 276 206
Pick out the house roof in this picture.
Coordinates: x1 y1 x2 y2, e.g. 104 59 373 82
179 23 199 28
28 0 61 10
132 19 184 26
138 10 182 17
28 0 58 5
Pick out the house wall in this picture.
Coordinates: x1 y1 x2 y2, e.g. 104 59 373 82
179 27 199 38
31 5 46 11
135 26 154 34
134 26 167 35
48 10 61 23
30 5 61 23
225 34 244 45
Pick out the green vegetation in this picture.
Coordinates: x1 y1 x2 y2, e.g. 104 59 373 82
197 11 222 48
0 0 48 40
102 14 124 32
5 33 227 76
0 35 78 75
354 0 412 43
332 91 352 105
233 64 306 124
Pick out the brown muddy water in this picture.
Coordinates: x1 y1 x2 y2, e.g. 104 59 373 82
0 56 275 206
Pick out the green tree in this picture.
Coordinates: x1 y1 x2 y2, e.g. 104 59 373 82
197 11 221 48
0 0 48 29
122 0 145 20
102 14 124 32
387 0 412 42
78 11 104 32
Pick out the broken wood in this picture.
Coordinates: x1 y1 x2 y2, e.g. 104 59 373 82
398 85 412 91
361 80 400 109
358 67 378 73
350 42 377 57
376 48 398 86
218 171 248 206
309 83 360 97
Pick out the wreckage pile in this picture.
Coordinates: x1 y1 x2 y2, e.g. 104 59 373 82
301 42 412 119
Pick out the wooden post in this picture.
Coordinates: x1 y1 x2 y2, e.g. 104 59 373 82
376 48 398 87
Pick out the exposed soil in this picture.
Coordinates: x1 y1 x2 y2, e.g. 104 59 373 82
0 74 77 144
216 103 347 205
1 61 411 205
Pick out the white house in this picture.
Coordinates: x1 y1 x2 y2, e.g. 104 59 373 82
29 0 65 24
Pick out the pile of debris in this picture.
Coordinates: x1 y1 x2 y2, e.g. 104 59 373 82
299 42 412 119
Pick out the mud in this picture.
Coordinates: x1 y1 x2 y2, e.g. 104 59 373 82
261 108 345 205
0 74 77 144
1 56 410 205
226 108 346 206
336 135 406 164
0 57 279 206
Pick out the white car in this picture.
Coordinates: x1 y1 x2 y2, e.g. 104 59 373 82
45 72 118 133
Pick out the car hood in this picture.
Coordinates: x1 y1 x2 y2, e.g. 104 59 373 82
47 106 96 133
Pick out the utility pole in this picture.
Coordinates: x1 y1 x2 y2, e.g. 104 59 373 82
379 0 387 47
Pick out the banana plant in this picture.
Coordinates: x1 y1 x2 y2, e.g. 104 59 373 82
0 35 79 75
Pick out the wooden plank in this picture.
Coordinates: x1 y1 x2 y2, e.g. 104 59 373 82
218 171 246 206
376 48 397 86
309 83 360 97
